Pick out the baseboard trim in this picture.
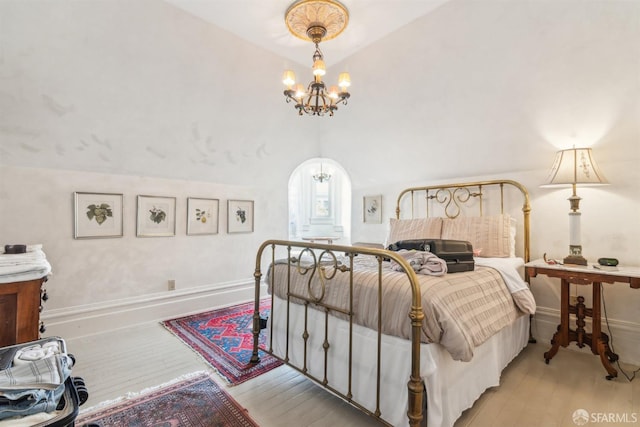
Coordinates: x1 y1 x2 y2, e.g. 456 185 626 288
41 280 268 340
533 306 640 366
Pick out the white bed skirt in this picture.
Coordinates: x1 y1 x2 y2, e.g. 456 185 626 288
267 296 529 427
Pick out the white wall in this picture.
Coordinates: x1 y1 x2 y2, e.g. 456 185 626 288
0 165 285 307
322 0 639 189
0 165 287 336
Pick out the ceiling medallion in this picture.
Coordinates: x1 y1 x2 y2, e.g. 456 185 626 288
285 0 349 42
282 0 351 117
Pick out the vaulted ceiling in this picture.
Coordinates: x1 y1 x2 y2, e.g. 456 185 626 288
2 1 634 189
1 0 456 189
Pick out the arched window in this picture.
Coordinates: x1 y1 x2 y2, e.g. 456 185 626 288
288 158 351 244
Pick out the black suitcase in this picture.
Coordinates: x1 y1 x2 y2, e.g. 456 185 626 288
387 239 475 273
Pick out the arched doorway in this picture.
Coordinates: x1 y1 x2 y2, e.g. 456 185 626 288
288 158 351 244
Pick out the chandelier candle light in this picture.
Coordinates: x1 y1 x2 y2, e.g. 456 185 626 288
282 0 351 116
543 147 608 265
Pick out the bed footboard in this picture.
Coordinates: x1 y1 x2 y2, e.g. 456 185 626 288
251 240 424 427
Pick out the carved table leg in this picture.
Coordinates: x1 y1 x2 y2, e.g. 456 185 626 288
575 296 586 348
591 281 619 379
544 325 562 364
545 279 570 364
596 333 619 380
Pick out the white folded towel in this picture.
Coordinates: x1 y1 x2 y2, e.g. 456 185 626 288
12 342 62 366
0 248 52 283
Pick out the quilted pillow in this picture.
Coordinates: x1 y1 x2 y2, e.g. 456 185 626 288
441 214 513 258
387 217 443 245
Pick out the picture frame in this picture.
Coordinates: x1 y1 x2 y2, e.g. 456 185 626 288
187 197 219 235
74 192 124 239
227 200 254 233
136 195 176 237
363 195 382 224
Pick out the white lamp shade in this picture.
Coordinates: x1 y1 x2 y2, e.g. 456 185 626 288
327 85 339 99
312 59 326 77
543 147 608 186
294 84 306 98
338 72 351 88
282 70 296 87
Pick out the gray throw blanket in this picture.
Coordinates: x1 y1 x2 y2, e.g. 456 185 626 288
389 249 447 276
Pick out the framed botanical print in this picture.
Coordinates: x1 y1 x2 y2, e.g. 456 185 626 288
137 195 176 237
228 200 254 233
187 197 219 235
363 195 382 224
74 192 124 239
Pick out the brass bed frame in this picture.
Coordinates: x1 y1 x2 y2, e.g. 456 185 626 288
251 179 531 426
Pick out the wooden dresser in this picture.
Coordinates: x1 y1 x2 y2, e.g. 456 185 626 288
0 276 47 347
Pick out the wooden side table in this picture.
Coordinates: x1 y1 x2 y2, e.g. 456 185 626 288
526 260 640 380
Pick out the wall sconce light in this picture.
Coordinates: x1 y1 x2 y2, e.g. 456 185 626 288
542 147 608 265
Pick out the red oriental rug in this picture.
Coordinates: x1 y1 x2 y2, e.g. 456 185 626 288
76 372 259 427
163 299 282 386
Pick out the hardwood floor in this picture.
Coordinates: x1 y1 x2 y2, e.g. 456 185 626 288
66 322 639 427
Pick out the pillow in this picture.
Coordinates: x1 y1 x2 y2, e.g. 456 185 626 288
387 217 443 246
441 214 513 258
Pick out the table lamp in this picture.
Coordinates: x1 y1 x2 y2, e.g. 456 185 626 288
543 147 608 265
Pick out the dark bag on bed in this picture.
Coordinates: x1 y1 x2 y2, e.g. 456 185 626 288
388 239 475 273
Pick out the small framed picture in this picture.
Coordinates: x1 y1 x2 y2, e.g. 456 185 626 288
74 192 124 239
228 200 254 233
363 195 382 224
137 195 176 237
187 197 219 235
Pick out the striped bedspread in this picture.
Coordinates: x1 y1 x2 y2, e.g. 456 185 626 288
267 255 535 362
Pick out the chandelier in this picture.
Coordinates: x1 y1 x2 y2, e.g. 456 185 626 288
282 0 351 117
312 163 331 182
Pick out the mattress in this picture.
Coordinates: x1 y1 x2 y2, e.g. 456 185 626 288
267 255 534 362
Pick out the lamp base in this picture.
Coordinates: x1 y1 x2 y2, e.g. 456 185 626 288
563 254 587 266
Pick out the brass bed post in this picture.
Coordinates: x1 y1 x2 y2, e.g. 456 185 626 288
404 266 425 427
347 252 355 400
269 245 276 353
251 241 271 364
285 245 292 363
375 256 383 417
426 189 430 218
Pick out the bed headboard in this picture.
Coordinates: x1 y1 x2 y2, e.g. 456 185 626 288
395 179 531 262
